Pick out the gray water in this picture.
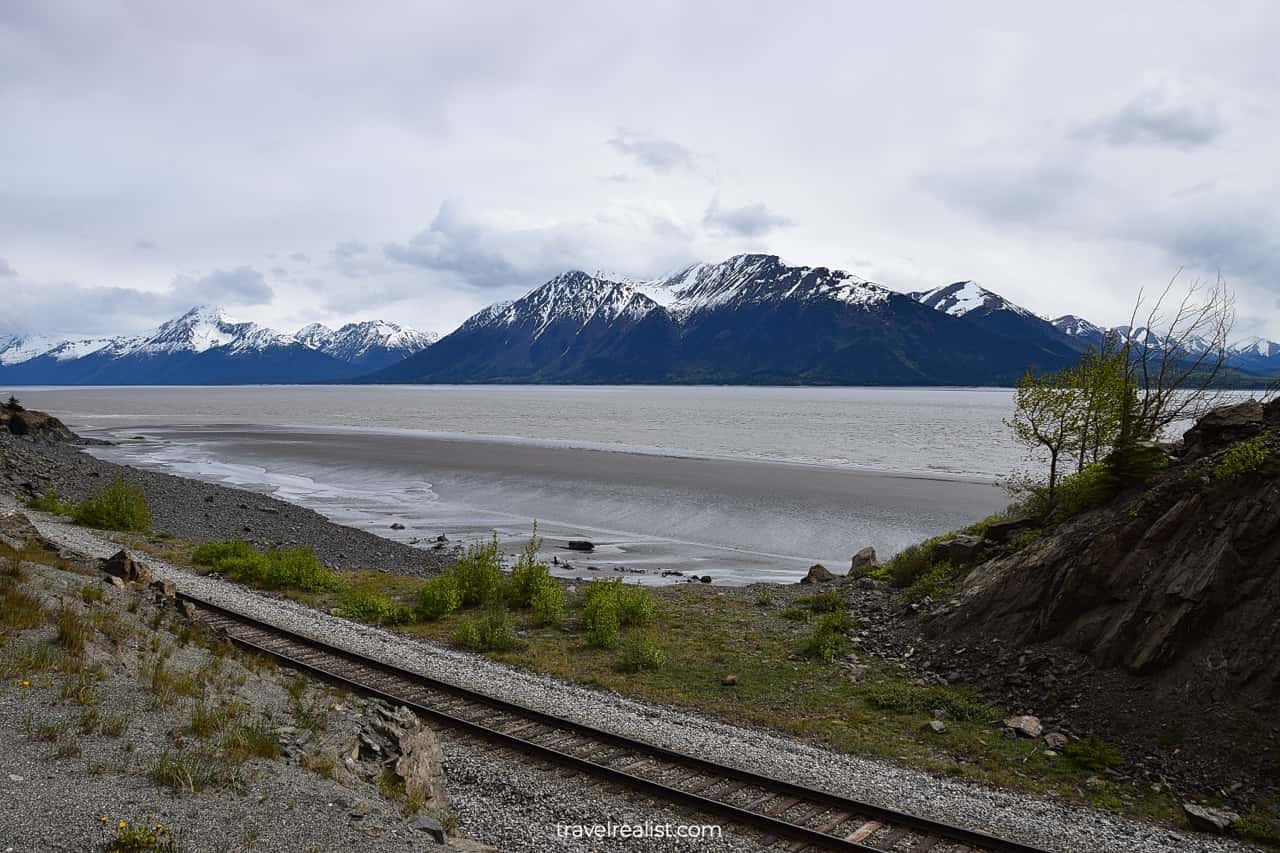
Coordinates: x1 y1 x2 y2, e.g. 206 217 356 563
17 386 1023 584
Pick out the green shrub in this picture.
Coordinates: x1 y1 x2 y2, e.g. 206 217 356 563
72 478 151 531
529 576 565 627
338 588 409 625
793 591 843 612
859 682 992 721
505 532 550 607
1237 807 1280 846
192 540 257 566
453 609 521 652
900 560 959 602
616 636 666 672
616 584 656 626
1215 436 1272 481
880 538 944 589
192 540 341 593
28 488 74 516
453 536 504 606
415 574 462 621
1063 734 1123 771
798 612 852 662
583 594 621 649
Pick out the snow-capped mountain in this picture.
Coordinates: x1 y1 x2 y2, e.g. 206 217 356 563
912 281 1033 319
373 255 1079 385
1229 336 1280 375
655 254 892 313
373 271 679 383
909 281 1079 363
1051 315 1107 345
293 320 436 370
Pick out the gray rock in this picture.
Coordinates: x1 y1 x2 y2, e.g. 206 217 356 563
982 517 1038 544
935 535 985 565
849 547 877 576
1044 732 1069 750
1182 802 1240 835
410 813 447 843
566 540 595 552
99 549 152 584
801 563 836 584
1183 400 1264 458
1003 715 1043 739
149 579 177 599
389 522 406 530
928 720 947 734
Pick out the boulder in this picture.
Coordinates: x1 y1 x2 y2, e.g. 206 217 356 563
699 575 712 584
99 550 152 584
848 547 878 576
1043 732 1069 750
935 535 985 565
389 523 406 530
801 564 836 584
409 813 446 843
149 579 177 599
396 726 449 811
928 720 947 734
566 540 595 552
721 674 738 686
1003 715 1043 738
982 517 1038 544
1182 401 1264 459
1182 802 1240 834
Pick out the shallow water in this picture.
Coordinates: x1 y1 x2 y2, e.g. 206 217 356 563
20 386 1020 584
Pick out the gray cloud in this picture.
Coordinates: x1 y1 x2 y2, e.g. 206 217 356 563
1077 87 1222 149
384 203 521 288
170 266 273 307
923 161 1087 225
0 257 15 277
1 3 1278 337
3 266 271 337
607 130 698 174
702 199 794 238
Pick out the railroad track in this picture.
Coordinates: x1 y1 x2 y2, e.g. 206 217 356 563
181 592 1051 853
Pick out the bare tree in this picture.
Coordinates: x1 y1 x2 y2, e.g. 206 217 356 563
1117 271 1235 444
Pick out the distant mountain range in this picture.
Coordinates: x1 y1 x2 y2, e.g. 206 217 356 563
0 306 436 385
2 255 1277 386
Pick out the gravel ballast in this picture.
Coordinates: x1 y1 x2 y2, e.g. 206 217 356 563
15 499 1262 853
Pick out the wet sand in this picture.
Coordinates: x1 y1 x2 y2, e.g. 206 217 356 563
88 425 1008 584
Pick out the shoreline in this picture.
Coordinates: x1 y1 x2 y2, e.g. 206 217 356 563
74 423 1009 585
0 432 453 578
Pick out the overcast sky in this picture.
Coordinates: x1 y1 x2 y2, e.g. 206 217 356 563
3 1 1279 341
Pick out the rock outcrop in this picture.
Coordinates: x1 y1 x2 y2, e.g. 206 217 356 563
0 407 76 441
100 549 153 584
929 400 1280 701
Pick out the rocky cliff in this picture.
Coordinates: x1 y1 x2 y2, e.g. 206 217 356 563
930 398 1280 704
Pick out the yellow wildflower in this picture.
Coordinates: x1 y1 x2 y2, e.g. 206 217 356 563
118 820 128 829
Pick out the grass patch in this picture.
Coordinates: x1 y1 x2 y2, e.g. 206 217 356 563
303 751 337 777
616 635 666 672
0 586 45 631
1063 734 1124 771
798 612 852 662
151 747 241 793
190 700 245 737
581 579 656 649
73 478 151 531
56 608 91 657
192 540 342 593
223 719 280 762
900 560 959 603
28 488 75 516
0 640 62 678
859 681 993 721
